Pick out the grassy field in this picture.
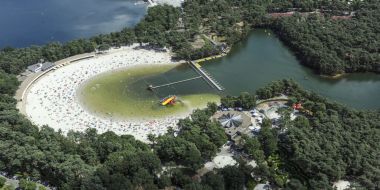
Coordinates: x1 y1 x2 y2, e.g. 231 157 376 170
78 64 220 119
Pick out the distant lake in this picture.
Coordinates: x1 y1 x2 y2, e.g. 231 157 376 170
0 0 147 48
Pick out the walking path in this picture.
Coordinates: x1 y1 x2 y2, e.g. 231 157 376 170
15 53 95 115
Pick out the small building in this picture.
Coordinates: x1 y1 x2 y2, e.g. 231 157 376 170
41 62 54 71
249 125 261 133
27 62 54 73
27 63 43 73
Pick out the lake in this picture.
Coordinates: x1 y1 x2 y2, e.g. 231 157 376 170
201 29 380 109
80 29 380 118
0 0 146 48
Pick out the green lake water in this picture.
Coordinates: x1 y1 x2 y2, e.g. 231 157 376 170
79 64 220 119
80 29 380 118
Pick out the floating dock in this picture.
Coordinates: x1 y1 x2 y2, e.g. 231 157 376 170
148 76 202 90
147 61 225 91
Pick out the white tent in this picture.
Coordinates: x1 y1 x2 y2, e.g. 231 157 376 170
219 113 243 128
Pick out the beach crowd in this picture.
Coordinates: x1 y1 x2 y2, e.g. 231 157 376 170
26 44 183 143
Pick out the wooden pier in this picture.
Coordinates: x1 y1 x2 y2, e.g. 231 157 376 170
188 61 225 91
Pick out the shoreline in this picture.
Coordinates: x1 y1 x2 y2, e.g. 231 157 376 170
194 52 228 64
320 73 346 79
23 44 195 143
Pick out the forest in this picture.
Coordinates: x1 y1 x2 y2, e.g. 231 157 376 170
1 76 379 189
1 0 379 75
0 0 379 189
270 1 380 75
254 80 380 189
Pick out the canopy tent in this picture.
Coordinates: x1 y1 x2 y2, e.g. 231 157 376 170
219 113 243 128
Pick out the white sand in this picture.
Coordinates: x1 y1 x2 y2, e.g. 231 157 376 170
213 155 237 168
204 144 237 170
247 160 257 168
155 0 184 7
25 44 186 143
333 180 350 190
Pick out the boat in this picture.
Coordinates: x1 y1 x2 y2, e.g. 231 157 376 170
160 95 176 106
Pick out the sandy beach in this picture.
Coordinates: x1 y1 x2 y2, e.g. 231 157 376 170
25 44 187 143
151 0 184 7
